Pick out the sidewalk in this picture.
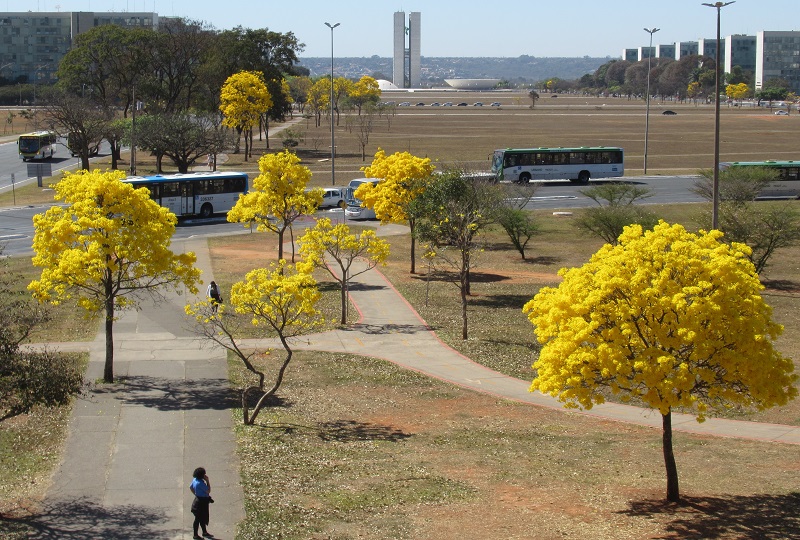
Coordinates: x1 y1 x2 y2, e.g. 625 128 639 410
25 237 244 540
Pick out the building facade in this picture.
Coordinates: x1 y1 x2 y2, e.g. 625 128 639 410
0 11 158 86
755 31 800 92
725 34 757 74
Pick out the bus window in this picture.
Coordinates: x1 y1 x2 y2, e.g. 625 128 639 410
161 182 180 197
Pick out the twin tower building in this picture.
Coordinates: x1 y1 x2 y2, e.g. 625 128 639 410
393 11 421 89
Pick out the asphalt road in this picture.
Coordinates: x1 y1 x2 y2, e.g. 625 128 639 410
0 175 707 257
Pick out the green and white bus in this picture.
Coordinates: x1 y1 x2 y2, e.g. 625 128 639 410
720 160 800 199
491 146 624 184
123 171 248 218
18 131 57 161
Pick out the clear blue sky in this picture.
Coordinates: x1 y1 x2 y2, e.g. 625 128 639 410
30 0 800 58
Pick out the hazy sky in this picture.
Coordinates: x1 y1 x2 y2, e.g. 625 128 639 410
28 0 800 58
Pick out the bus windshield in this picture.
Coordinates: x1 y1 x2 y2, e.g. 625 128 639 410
18 137 42 152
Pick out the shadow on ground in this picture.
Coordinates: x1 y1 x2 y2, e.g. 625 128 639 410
1 498 178 540
344 322 432 335
618 492 800 539
92 375 239 411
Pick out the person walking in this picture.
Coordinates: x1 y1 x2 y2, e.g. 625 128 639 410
206 280 222 312
189 466 214 539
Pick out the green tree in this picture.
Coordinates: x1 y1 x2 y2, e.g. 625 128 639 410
574 183 659 245
134 112 223 173
227 150 321 261
694 167 800 272
414 171 504 339
28 170 201 383
525 221 797 502
186 260 323 425
356 149 436 273
42 89 112 171
220 70 272 160
298 218 390 324
0 245 84 423
499 208 539 260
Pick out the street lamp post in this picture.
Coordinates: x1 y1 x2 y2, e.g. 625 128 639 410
643 27 659 175
325 22 340 186
703 1 735 229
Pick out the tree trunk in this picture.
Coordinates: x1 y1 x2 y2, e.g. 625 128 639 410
81 154 90 171
277 228 284 260
244 129 250 162
662 411 681 502
340 278 348 325
409 219 416 274
103 288 115 383
460 281 468 340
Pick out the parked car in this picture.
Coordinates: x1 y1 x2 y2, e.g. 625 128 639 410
415 102 425 106
443 102 453 106
430 102 441 106
317 187 346 209
473 102 483 106
774 110 789 115
662 110 678 115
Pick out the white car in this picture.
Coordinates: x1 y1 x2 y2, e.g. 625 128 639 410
774 110 789 115
318 187 346 209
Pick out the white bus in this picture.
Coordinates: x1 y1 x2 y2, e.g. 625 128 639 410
343 178 380 220
123 171 248 218
491 146 624 184
18 131 57 161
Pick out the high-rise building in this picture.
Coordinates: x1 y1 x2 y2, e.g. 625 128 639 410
392 11 421 88
0 11 158 86
755 31 800 92
725 34 757 74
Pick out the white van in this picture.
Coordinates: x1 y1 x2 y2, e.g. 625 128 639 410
343 178 380 220
319 187 346 209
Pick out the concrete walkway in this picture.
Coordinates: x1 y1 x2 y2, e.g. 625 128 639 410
24 237 243 540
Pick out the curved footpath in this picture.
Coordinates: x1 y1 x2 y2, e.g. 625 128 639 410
18 216 799 539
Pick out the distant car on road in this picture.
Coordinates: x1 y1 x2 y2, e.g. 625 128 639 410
473 102 483 106
443 102 453 106
457 102 468 106
490 102 501 107
662 110 678 115
430 102 441 106
415 102 425 106
398 102 411 106
774 110 789 115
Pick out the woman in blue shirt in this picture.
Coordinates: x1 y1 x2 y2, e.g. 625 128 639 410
189 467 213 539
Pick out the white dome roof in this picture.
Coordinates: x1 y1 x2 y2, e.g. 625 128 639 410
376 79 399 90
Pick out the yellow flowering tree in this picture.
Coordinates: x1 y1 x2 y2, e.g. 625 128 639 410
28 170 201 383
220 70 272 160
356 148 436 273
186 260 323 424
306 78 329 127
725 82 750 103
227 150 322 261
348 75 381 115
298 218 390 324
524 221 797 503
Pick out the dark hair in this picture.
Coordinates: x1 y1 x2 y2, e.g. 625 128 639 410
193 467 206 480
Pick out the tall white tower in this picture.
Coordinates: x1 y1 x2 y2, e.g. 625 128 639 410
392 11 421 88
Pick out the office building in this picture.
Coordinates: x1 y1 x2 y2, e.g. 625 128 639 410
0 11 158 86
755 31 800 92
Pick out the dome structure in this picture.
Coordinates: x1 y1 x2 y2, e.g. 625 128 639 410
376 79 400 90
444 78 501 90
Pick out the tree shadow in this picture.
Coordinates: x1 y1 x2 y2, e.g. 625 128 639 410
520 255 561 266
344 322 432 335
1 497 177 539
617 492 800 539
93 375 239 411
762 278 800 293
316 419 413 443
410 271 511 284
469 294 534 309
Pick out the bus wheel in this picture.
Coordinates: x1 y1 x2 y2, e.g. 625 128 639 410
518 173 532 184
578 171 590 184
200 203 213 218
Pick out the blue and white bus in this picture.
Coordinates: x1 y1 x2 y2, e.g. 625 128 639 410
491 146 624 184
123 171 248 218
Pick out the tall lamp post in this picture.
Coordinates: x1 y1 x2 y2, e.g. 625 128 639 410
643 27 659 175
325 22 340 186
702 1 735 229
